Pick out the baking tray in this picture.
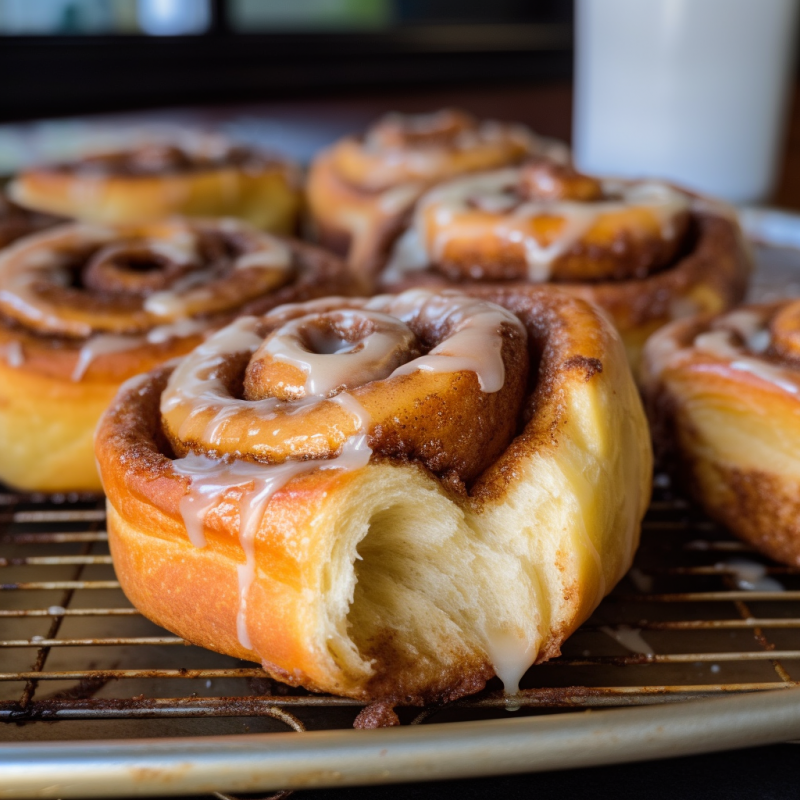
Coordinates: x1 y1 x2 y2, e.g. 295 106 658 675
1 209 800 798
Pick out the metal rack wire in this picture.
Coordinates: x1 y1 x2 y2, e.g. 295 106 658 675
1 479 798 743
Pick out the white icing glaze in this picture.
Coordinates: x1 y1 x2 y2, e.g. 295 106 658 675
721 558 785 592
0 226 115 338
384 168 690 283
694 329 800 395
143 234 293 319
368 290 523 393
171 435 371 649
627 567 654 593
146 317 208 345
143 270 215 318
600 625 655 656
234 237 292 271
71 334 142 382
483 627 538 701
261 309 417 397
163 291 522 433
70 318 209 382
355 113 553 190
1 340 24 368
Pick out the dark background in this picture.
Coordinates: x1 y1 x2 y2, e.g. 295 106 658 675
0 0 573 122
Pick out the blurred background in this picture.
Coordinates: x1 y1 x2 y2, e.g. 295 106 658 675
0 0 572 171
1 0 800 206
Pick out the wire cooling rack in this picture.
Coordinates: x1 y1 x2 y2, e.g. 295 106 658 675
1 230 800 797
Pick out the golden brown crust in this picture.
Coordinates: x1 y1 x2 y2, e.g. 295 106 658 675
97 287 652 703
8 141 302 233
0 222 352 492
642 301 800 566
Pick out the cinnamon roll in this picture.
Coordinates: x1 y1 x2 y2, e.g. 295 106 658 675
378 158 752 376
96 287 651 704
643 301 800 566
307 109 568 276
7 138 302 233
0 218 349 493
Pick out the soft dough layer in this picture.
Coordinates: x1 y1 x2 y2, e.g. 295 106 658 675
97 289 652 703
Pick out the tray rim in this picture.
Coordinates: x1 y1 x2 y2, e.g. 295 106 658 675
1 687 799 798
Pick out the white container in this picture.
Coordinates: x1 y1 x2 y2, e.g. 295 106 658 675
573 0 800 204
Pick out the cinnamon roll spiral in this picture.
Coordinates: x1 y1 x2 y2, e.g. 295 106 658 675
643 300 800 566
378 158 752 376
96 287 651 704
8 138 302 232
0 218 349 492
307 109 568 276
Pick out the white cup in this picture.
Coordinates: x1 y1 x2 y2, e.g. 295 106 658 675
573 0 800 204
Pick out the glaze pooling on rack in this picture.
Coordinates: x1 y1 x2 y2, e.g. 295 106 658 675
600 625 655 656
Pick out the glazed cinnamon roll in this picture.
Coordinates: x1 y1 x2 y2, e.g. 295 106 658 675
643 301 800 566
8 138 302 233
96 287 651 704
378 158 752 376
0 218 348 492
307 109 568 276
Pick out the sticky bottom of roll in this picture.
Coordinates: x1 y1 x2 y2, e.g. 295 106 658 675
0 363 112 492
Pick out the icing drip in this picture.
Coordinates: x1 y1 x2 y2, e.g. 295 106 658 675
1 340 24 368
171 432 371 650
71 334 143 382
70 318 209 382
483 628 539 706
384 168 690 283
600 625 655 656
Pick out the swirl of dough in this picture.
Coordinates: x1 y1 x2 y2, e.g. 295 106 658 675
0 195 63 249
0 219 293 338
385 159 692 284
161 290 529 484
